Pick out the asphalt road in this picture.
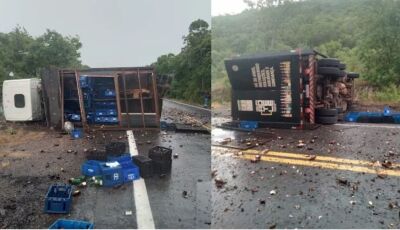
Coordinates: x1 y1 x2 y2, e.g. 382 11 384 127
211 107 400 229
71 99 211 228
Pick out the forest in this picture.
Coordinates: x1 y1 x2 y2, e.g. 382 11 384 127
212 0 400 105
154 19 211 104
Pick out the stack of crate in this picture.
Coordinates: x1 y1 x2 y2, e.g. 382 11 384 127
79 76 119 125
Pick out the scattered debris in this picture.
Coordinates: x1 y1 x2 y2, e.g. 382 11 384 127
381 160 392 169
214 177 226 188
336 177 349 186
250 155 261 163
125 210 133 216
368 201 374 207
72 190 81 196
269 223 277 229
182 190 189 198
306 155 316 161
211 170 218 178
297 140 305 148
388 201 398 209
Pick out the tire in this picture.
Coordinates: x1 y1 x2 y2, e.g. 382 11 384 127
317 67 346 77
316 108 338 117
338 63 346 70
316 116 338 125
318 58 340 67
347 72 359 78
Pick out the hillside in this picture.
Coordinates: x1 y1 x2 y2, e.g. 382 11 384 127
212 0 400 105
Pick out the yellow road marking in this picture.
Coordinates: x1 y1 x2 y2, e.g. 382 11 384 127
244 149 400 168
241 154 400 177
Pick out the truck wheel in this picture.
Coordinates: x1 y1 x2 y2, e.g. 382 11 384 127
318 58 340 67
316 108 338 116
316 115 338 125
338 63 346 70
317 67 345 77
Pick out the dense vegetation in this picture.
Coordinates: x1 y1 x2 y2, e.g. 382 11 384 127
154 19 211 104
212 0 400 104
0 27 83 96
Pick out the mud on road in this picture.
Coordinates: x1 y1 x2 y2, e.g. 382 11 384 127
0 99 211 229
0 122 93 228
211 106 400 229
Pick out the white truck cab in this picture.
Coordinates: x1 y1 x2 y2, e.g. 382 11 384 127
2 78 42 121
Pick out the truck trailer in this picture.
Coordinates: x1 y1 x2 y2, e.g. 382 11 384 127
224 49 359 128
2 67 170 131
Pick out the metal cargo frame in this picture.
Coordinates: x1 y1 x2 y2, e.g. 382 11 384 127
225 49 317 129
59 67 161 131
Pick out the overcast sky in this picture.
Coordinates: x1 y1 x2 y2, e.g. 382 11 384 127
212 0 248 16
0 0 210 67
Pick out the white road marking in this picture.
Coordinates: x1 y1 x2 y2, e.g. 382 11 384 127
335 123 400 129
163 98 211 112
127 130 155 229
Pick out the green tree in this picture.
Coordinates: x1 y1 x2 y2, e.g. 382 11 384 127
0 27 83 97
358 0 400 87
154 19 211 104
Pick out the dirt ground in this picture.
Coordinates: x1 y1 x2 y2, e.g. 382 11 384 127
0 119 139 228
0 120 91 228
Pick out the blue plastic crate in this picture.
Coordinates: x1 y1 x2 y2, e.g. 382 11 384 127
239 120 258 130
394 115 400 124
70 128 83 139
344 112 361 122
81 160 102 177
103 89 116 97
49 219 94 229
121 163 140 182
68 113 81 121
95 109 117 116
44 184 72 214
95 101 116 108
94 116 118 124
79 76 88 88
107 154 132 167
99 162 123 187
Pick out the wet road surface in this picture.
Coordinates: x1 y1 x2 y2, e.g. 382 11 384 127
71 99 211 228
211 108 400 229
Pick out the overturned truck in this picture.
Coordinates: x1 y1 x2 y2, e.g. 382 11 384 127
3 67 170 131
224 49 359 128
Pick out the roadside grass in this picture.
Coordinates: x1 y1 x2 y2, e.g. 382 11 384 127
355 80 400 107
211 77 231 106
